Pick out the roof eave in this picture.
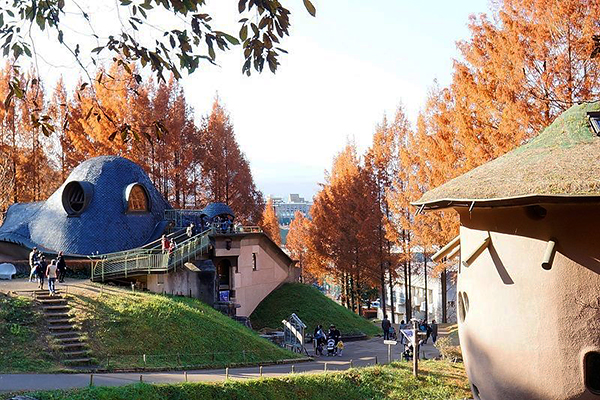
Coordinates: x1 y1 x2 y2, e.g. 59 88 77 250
412 194 600 211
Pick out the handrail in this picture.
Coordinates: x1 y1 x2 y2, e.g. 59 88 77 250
91 228 213 282
89 228 187 260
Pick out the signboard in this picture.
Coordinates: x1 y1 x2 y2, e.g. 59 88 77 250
219 290 230 302
383 340 397 345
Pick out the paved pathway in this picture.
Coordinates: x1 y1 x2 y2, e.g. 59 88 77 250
0 338 440 393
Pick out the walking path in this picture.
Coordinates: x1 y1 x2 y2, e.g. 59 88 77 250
0 337 440 393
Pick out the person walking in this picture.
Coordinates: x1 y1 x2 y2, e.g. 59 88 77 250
161 234 171 253
36 256 47 290
28 247 39 282
382 314 392 340
46 259 58 295
56 251 67 283
186 223 194 238
431 320 438 344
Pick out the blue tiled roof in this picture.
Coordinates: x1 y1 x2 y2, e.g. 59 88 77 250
202 202 235 219
0 156 171 255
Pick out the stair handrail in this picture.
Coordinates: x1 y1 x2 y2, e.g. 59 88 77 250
91 228 213 281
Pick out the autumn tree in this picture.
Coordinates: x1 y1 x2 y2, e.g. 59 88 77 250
310 143 380 314
199 98 263 223
261 198 281 245
286 210 323 283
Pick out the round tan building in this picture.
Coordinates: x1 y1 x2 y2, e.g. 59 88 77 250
414 103 600 400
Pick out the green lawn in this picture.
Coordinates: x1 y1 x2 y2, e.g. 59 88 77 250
66 286 301 370
250 283 380 336
16 361 471 400
0 293 62 372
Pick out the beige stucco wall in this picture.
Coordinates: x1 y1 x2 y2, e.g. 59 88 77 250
230 235 295 317
457 204 600 400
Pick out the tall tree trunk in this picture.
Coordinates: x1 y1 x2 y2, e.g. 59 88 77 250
388 264 395 324
424 253 428 323
441 268 447 323
407 259 413 321
403 260 410 322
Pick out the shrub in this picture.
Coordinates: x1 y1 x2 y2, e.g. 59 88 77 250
435 336 463 362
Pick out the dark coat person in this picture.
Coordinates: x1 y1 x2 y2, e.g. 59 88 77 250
382 315 392 340
56 251 67 283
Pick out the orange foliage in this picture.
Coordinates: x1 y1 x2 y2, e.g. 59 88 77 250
260 198 281 245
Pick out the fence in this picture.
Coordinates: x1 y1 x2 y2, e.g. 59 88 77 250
90 349 380 373
90 229 212 282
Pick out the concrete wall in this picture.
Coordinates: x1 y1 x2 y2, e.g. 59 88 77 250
229 234 296 317
147 264 216 305
457 204 600 400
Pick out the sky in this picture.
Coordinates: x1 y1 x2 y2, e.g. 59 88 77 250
27 0 492 201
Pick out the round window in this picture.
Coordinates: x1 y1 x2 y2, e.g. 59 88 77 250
62 181 92 216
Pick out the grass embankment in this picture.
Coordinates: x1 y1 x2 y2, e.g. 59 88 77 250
67 285 301 370
0 293 62 372
250 283 380 336
19 361 470 400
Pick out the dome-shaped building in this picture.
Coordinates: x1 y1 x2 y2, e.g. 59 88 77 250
0 156 170 256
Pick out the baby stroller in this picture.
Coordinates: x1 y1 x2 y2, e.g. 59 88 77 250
326 338 336 356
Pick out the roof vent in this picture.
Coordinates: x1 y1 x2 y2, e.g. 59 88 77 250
587 111 600 136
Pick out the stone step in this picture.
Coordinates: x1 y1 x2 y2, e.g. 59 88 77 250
48 325 76 331
47 318 73 325
59 342 87 349
63 350 90 358
34 290 62 295
38 298 67 304
62 358 92 364
42 305 69 310
51 331 80 338
45 312 71 318
54 336 85 344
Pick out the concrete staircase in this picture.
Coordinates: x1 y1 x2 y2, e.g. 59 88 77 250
34 290 94 367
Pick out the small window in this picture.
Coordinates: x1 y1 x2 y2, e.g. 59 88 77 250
252 253 257 271
585 352 600 394
127 184 149 212
62 181 92 216
588 111 600 136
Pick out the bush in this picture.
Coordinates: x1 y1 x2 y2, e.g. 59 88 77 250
435 336 463 362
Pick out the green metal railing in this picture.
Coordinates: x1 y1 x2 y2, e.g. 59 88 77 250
91 229 212 282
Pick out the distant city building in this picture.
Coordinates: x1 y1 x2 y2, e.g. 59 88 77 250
267 194 312 226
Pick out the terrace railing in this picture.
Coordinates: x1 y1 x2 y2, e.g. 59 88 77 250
90 228 212 282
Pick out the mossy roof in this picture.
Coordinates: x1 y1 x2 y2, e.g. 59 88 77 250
415 102 600 209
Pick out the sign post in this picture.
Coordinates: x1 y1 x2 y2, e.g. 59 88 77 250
410 318 419 377
383 339 397 363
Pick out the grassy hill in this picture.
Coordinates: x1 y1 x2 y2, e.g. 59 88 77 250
18 361 471 400
67 285 301 370
0 293 62 372
250 283 380 336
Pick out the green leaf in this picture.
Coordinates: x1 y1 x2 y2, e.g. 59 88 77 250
240 25 248 42
303 0 316 17
35 13 46 30
208 45 215 60
222 33 239 46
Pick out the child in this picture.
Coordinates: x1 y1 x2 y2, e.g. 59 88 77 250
316 342 324 356
336 340 344 357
